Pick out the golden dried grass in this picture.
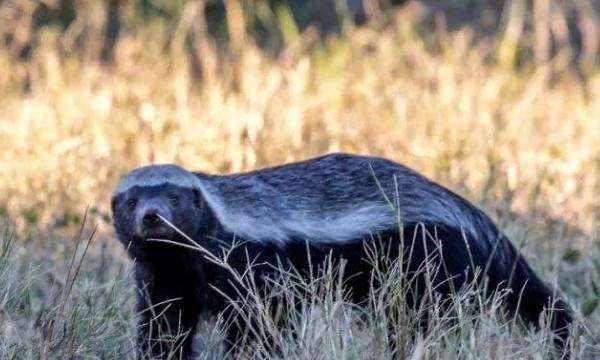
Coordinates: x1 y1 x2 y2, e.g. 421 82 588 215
0 6 597 248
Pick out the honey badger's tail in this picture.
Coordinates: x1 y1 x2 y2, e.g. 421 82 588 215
504 245 572 354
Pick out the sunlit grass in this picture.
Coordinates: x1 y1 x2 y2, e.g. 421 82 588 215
0 8 597 239
0 2 598 359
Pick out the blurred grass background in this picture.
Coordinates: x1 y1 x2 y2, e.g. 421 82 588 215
0 1 598 357
0 0 598 237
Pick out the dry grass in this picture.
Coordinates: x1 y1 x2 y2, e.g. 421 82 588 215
0 1 598 359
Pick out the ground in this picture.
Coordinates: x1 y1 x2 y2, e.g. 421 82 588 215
0 1 598 358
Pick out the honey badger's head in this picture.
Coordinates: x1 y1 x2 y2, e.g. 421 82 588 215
111 165 205 253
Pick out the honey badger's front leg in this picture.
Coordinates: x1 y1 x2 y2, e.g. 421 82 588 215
134 263 200 360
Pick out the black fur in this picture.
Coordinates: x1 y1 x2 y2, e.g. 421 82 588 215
111 153 572 359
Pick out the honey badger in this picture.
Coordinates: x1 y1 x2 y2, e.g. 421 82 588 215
111 153 572 359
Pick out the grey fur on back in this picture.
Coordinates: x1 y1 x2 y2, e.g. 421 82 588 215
114 164 201 195
114 153 498 249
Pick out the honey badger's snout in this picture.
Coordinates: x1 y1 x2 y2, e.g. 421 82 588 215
135 199 173 239
141 210 161 226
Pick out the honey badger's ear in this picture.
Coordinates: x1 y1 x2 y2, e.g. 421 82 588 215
192 188 204 210
111 195 118 213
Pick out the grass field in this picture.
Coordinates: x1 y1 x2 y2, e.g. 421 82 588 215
0 1 599 358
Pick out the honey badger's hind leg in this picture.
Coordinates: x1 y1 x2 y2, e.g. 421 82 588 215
395 223 572 353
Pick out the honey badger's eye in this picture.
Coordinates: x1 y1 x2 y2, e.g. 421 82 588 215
127 198 137 210
167 193 180 206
